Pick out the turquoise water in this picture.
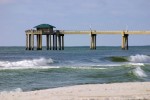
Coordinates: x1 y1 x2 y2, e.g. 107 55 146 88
0 46 150 92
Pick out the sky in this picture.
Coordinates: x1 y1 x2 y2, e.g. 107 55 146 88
0 0 150 46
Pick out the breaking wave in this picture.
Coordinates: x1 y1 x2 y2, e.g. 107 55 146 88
0 58 54 69
127 55 149 78
109 56 128 62
108 54 150 64
129 54 150 63
132 66 147 78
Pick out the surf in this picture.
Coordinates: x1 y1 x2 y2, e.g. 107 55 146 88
0 58 54 69
128 66 147 78
0 88 23 93
129 54 150 63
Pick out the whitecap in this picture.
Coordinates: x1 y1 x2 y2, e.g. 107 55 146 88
0 57 54 69
132 66 147 78
129 54 150 63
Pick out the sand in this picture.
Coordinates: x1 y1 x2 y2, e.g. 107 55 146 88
0 82 150 100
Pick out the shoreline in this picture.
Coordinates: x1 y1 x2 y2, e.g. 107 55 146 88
0 82 150 100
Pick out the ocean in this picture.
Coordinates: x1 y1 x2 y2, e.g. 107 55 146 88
0 46 150 92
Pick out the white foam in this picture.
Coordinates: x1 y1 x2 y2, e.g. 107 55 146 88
69 66 107 70
133 66 147 78
129 54 150 63
93 64 124 67
129 63 144 66
13 88 23 92
0 66 61 70
0 58 54 69
0 88 23 94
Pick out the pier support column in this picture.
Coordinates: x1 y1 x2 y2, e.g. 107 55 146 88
55 34 57 50
37 34 42 50
94 34 96 49
53 34 55 50
49 35 52 50
62 34 64 50
29 34 31 50
58 35 61 50
31 33 34 50
55 30 64 50
57 34 64 50
31 30 34 50
52 33 60 50
46 35 50 50
53 34 57 50
90 34 96 50
39 34 42 50
26 34 28 50
26 30 34 50
36 35 39 50
122 32 129 50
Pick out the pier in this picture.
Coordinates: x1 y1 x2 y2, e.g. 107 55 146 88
25 24 150 50
25 24 64 50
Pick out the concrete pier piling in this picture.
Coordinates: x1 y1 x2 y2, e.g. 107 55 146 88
36 34 42 50
90 34 96 50
31 34 34 50
58 34 64 50
48 34 64 51
26 30 34 50
122 32 129 50
46 35 49 50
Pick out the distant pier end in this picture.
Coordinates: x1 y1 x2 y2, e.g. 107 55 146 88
25 24 150 50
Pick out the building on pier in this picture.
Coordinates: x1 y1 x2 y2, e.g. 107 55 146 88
25 24 64 50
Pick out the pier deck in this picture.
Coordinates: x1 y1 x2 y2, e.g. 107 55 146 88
60 30 150 34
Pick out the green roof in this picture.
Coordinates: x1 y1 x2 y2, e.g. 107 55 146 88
34 24 56 29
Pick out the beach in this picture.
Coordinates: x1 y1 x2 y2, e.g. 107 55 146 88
0 82 150 100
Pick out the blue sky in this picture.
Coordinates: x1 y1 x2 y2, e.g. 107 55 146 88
0 0 150 46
